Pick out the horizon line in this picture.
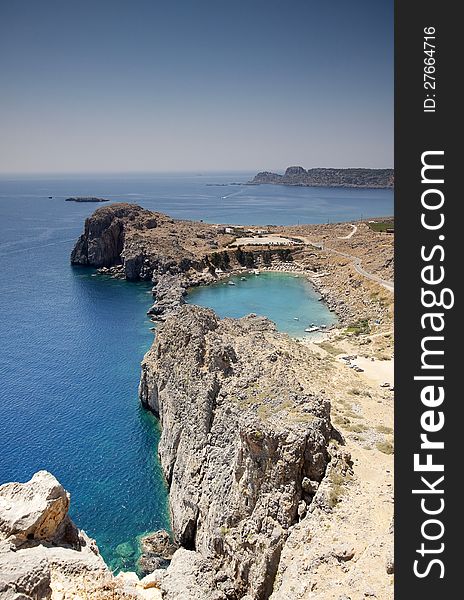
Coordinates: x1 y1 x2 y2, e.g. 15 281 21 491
0 165 394 178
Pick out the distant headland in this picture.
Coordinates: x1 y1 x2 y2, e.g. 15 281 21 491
249 166 394 189
65 196 109 203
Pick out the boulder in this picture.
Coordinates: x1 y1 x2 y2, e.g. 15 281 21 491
0 472 107 600
138 529 178 573
0 471 69 542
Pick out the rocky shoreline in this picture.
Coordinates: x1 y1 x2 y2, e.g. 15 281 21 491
70 203 392 328
138 305 352 599
0 203 394 599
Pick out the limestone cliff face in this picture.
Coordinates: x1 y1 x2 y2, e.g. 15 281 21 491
0 471 107 599
139 305 335 600
70 203 227 280
71 203 147 268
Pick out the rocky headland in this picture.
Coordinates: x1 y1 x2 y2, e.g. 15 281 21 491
138 305 345 599
134 302 394 599
70 203 393 328
0 203 394 599
249 167 394 189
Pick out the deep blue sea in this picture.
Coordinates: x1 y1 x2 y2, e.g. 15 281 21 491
0 172 392 571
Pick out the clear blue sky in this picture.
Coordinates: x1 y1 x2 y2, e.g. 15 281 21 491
0 0 393 174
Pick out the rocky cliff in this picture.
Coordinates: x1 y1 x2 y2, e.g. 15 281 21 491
139 305 340 600
0 471 108 599
64 206 394 598
0 471 166 600
70 204 301 322
250 167 394 188
70 203 231 277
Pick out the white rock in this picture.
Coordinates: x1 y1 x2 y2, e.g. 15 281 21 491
0 471 69 542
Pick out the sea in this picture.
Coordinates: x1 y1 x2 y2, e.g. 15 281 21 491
0 172 393 571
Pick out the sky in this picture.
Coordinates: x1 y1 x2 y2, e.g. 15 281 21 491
0 0 393 174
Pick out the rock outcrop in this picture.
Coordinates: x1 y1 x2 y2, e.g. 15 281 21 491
139 305 337 599
65 197 109 203
0 471 107 600
0 472 165 600
70 203 228 278
70 203 149 268
138 529 178 575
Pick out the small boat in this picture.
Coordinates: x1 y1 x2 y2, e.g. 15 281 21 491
254 270 260 275
294 275 299 278
294 317 299 321
228 281 236 286
240 277 246 281
305 326 320 333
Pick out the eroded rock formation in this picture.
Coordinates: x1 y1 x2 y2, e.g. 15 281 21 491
0 472 166 600
0 471 107 600
139 305 337 599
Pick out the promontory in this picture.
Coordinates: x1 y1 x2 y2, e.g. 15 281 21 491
249 166 394 188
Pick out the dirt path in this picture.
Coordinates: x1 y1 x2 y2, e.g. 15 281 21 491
337 223 358 239
271 335 394 600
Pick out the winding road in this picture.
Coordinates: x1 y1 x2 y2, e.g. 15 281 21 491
300 229 394 293
338 224 358 240
333 249 394 292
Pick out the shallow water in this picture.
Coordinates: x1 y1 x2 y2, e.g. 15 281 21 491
187 272 337 337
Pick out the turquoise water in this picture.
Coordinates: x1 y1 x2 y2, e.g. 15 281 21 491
187 273 337 337
0 173 390 572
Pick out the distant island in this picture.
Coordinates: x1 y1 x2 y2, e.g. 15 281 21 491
65 197 109 203
249 166 394 188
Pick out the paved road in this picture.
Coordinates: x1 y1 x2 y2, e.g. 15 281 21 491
327 247 394 292
300 237 394 292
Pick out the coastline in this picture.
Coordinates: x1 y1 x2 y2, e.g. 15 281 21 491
0 203 394 599
248 166 394 189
